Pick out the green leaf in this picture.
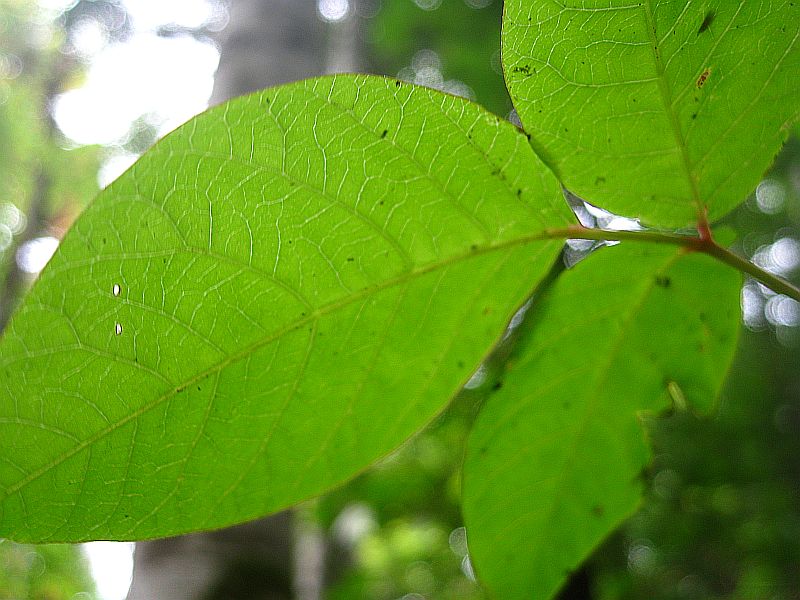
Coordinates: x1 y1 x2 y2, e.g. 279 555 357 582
503 0 799 227
462 243 741 599
0 74 573 542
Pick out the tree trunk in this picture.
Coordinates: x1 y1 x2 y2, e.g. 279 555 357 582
209 0 325 105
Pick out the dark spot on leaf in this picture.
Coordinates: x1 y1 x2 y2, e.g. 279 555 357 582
381 129 388 138
525 133 531 140
379 200 384 205
699 312 707 322
264 97 270 104
696 68 711 88
492 381 503 391
517 188 523 197
395 80 401 87
655 275 671 288
691 113 698 119
457 360 465 368
698 10 715 34
482 306 492 315
512 64 531 76
197 386 201 391
592 504 605 517
346 257 354 262
563 401 571 409
595 176 606 185
470 244 479 251
102 238 107 244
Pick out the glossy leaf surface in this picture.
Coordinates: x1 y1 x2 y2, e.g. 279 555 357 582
462 243 741 599
0 75 572 542
503 0 799 227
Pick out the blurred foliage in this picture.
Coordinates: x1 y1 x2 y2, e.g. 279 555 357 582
0 0 101 297
0 0 104 596
593 330 800 600
0 539 96 600
314 389 490 600
0 0 100 218
366 0 511 117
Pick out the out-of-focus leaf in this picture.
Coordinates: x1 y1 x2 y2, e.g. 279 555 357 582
462 243 741 599
0 74 572 542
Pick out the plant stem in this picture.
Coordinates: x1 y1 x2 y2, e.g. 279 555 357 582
543 225 800 303
702 243 800 301
543 225 701 248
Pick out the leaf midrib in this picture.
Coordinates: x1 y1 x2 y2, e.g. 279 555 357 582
642 0 703 215
1 231 559 502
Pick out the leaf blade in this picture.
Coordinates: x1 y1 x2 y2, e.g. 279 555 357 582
503 0 800 226
0 75 573 542
462 243 741 599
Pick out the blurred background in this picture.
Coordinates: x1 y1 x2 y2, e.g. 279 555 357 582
0 1 798 598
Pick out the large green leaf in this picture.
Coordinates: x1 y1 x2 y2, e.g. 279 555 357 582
503 0 799 227
462 243 740 599
0 74 573 542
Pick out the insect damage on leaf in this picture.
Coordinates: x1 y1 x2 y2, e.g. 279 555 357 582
696 68 711 88
698 10 715 34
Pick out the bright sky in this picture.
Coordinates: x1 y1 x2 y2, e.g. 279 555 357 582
54 33 219 147
51 0 221 190
82 542 135 600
